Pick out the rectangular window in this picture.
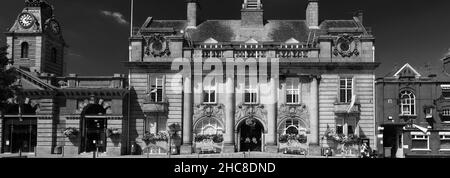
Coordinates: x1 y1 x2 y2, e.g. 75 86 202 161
286 78 300 104
411 132 429 150
336 119 344 135
442 109 450 123
336 117 356 136
148 75 164 103
203 79 217 104
244 77 258 104
440 133 450 150
339 77 353 103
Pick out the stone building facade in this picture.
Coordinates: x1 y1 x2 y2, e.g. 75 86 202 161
376 59 450 158
127 0 379 155
1 0 128 156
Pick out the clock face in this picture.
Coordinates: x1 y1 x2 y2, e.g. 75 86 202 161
49 20 61 34
18 13 35 29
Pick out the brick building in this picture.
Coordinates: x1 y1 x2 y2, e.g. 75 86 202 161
0 0 128 156
1 0 379 157
376 58 450 158
127 0 379 156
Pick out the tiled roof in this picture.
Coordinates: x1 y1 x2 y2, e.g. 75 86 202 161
141 18 365 43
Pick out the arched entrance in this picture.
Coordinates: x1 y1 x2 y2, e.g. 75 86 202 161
1 102 38 153
80 103 107 153
238 118 264 152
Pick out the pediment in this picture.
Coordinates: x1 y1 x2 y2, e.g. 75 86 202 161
14 68 56 91
394 63 421 78
285 38 300 44
203 37 219 44
141 17 153 29
245 38 259 44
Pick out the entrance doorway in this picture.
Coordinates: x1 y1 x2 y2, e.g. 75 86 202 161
80 118 107 153
2 118 37 153
239 118 263 152
383 125 404 158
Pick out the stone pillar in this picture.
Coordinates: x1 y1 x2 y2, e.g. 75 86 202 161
265 77 278 153
223 76 235 153
180 76 193 154
309 76 320 155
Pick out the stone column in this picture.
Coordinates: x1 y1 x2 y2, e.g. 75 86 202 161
223 76 235 153
181 76 193 154
265 77 278 153
309 75 320 155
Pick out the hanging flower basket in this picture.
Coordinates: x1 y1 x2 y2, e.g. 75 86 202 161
63 127 79 138
194 134 223 143
279 134 307 144
324 128 361 146
142 131 169 146
107 128 121 138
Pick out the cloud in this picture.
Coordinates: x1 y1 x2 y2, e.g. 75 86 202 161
100 10 129 25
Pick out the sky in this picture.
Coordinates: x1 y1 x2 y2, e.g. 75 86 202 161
1 0 450 77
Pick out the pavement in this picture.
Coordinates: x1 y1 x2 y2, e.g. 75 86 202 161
0 152 359 158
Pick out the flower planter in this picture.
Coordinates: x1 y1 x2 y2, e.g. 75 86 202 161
194 140 223 154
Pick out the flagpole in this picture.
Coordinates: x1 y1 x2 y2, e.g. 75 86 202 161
130 0 134 37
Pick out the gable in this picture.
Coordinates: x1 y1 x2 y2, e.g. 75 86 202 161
20 76 46 90
14 68 56 91
394 63 421 78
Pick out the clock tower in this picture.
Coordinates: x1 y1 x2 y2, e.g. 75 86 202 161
5 0 66 76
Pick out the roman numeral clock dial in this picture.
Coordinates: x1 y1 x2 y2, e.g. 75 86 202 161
18 13 35 29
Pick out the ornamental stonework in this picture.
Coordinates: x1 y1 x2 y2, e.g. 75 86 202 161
333 34 360 58
193 104 225 124
278 104 310 130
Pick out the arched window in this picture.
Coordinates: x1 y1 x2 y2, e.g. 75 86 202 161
400 90 415 115
21 42 29 58
281 119 306 135
194 118 223 135
51 48 57 63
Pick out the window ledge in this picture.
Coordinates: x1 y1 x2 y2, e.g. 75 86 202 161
439 149 450 152
202 102 218 105
411 149 431 152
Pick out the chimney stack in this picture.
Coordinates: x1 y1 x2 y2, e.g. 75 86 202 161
306 0 319 29
241 0 264 28
187 0 199 29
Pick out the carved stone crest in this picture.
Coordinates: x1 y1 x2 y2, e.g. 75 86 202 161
145 34 171 57
193 104 225 122
235 103 267 125
333 34 360 58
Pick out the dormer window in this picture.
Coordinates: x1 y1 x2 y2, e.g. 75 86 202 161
441 85 450 99
441 109 450 123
